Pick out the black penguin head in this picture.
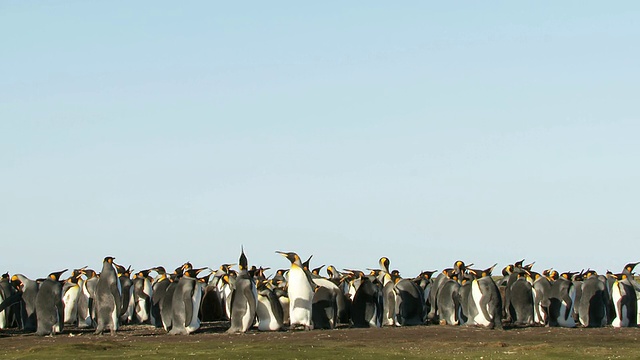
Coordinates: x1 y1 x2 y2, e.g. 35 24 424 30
184 267 206 279
524 262 535 271
82 269 97 278
151 266 166 275
419 270 437 280
560 271 577 280
239 247 248 271
502 264 514 276
514 259 525 269
104 256 115 264
302 255 313 271
2 272 10 280
312 265 325 276
276 251 302 267
137 269 152 278
48 269 67 281
623 262 640 275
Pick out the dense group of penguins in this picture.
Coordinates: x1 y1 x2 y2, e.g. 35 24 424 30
1 249 640 336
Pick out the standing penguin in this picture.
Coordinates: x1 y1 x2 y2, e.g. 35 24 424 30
35 269 66 336
94 257 122 335
436 269 461 326
505 269 534 326
577 270 608 327
349 270 383 328
393 277 425 326
466 265 503 329
255 280 284 331
548 271 577 328
131 269 154 324
276 251 316 330
150 267 170 328
169 267 206 335
531 270 552 326
10 274 39 331
62 268 84 325
228 248 258 333
377 257 396 326
609 272 637 328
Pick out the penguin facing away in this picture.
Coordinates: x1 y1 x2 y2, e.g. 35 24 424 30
169 267 206 335
577 270 608 327
94 256 122 335
35 269 67 336
276 251 316 330
548 271 577 328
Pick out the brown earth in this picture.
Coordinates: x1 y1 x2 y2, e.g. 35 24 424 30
2 322 640 357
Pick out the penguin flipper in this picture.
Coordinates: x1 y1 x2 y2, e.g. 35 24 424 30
183 289 194 327
110 282 122 315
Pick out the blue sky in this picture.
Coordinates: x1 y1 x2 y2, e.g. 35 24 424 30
1 2 639 278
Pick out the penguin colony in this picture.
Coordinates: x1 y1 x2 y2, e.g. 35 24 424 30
1 251 639 336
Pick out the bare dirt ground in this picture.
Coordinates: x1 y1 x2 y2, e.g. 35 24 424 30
2 322 640 359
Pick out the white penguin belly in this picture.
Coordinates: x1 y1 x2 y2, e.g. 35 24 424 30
471 281 491 326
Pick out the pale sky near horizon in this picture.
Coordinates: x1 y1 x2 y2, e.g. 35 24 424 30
1 2 639 279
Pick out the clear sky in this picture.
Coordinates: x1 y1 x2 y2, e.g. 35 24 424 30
1 2 639 279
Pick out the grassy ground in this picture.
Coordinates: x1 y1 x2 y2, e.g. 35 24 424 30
2 324 640 359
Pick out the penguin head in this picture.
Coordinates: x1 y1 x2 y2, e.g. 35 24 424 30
276 251 302 267
302 255 313 271
10 274 21 287
454 261 467 274
151 266 166 275
379 257 391 273
82 269 97 279
560 271 577 280
312 265 325 276
418 270 437 280
514 259 525 269
584 269 597 278
524 261 535 271
239 247 248 271
104 256 115 264
623 262 639 275
502 264 514 276
48 269 67 281
184 267 207 279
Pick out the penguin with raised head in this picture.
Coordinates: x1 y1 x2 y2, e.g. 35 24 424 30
228 248 258 333
169 267 206 335
548 271 577 328
577 270 608 327
94 256 122 335
276 251 316 330
35 269 66 336
377 257 396 326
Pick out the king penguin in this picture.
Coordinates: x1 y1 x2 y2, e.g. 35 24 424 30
62 268 84 325
276 251 316 330
466 265 502 329
94 256 122 335
35 269 67 336
577 270 608 327
548 271 577 328
228 247 258 333
9 274 38 331
131 269 154 324
169 267 206 335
